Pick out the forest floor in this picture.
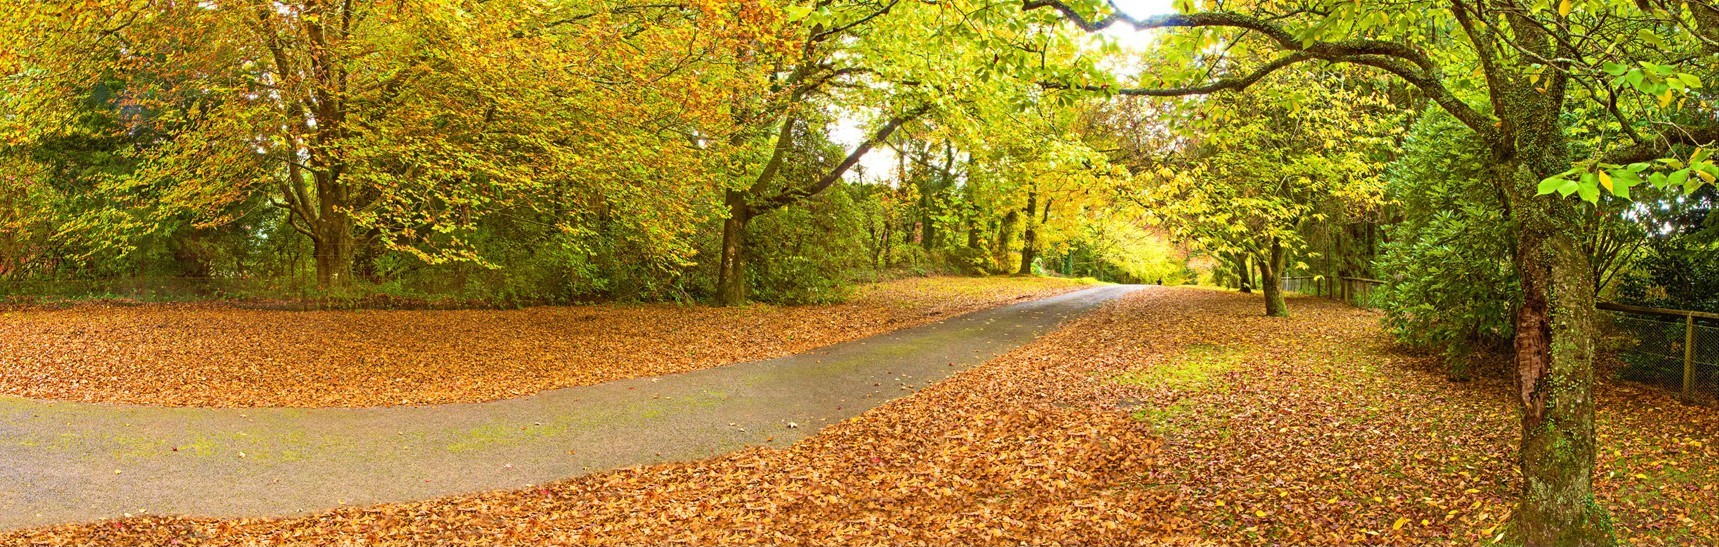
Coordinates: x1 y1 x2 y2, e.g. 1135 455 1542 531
6 288 1713 546
0 275 1093 408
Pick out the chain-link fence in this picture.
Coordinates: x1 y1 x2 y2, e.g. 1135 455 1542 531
1281 276 1385 309
1601 303 1719 404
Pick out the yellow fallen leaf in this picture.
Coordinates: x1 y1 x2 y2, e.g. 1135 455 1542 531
1393 517 1410 530
1255 510 1267 518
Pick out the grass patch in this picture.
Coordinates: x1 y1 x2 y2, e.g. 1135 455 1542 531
1131 400 1192 429
1118 343 1245 434
1112 343 1245 392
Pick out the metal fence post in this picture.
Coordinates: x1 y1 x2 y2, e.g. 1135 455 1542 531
1685 313 1697 399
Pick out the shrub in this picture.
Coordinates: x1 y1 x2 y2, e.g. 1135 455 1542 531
743 185 871 305
1375 110 1518 379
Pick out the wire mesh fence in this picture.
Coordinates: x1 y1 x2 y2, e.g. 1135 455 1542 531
1281 276 1385 309
1282 276 1319 295
1276 279 1715 404
1601 303 1719 404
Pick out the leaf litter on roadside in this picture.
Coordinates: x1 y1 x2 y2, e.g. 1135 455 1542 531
4 287 1714 545
0 276 1091 408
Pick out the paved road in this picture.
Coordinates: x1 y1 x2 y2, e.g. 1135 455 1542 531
0 284 1140 530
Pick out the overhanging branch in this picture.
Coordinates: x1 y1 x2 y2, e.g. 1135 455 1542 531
1043 52 1312 96
1603 124 1719 164
1023 0 1498 139
758 104 933 212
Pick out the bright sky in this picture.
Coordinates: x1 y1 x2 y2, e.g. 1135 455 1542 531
833 0 1179 184
1105 0 1178 49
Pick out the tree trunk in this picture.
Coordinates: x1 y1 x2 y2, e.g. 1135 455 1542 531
1211 253 1232 288
1236 254 1253 293
716 191 751 307
1259 239 1288 317
994 214 1017 273
1018 189 1037 275
1017 229 1037 274
1474 55 1613 540
1500 162 1612 546
312 211 354 289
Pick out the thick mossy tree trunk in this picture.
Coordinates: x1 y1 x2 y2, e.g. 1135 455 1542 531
308 182 356 289
1258 239 1288 317
312 222 353 289
1498 160 1612 546
1489 70 1611 542
715 190 751 307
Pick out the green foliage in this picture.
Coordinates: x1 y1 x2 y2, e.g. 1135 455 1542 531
942 245 994 275
744 185 872 305
1376 111 1519 368
1539 59 1718 202
4 0 760 291
1117 65 1400 315
1052 221 1190 284
1616 192 1719 313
